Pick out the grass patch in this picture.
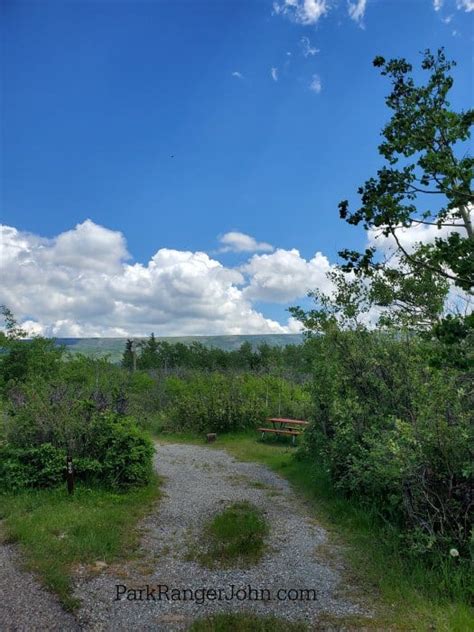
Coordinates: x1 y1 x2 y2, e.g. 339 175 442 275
0 478 161 610
188 613 306 631
157 431 474 631
191 501 268 568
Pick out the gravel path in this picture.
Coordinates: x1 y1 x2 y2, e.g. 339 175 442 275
0 541 80 632
73 443 371 631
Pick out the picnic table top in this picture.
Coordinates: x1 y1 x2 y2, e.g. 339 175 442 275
267 418 309 426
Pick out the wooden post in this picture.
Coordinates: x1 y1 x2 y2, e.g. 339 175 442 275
66 455 74 495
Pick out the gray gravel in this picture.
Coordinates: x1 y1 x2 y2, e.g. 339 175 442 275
0 541 80 632
73 442 371 631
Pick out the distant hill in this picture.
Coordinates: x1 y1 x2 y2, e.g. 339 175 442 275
55 334 304 363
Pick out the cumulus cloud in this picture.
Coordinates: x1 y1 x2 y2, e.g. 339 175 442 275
300 36 319 57
433 0 443 9
232 71 243 79
273 0 328 25
309 74 322 93
271 67 279 82
242 248 334 303
347 0 367 25
367 212 469 256
0 221 317 337
49 219 129 272
218 232 274 253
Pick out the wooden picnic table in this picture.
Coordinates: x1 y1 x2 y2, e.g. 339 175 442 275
258 418 309 444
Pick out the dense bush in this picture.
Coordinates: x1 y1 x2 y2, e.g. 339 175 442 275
0 412 154 491
84 413 154 487
0 443 65 490
300 326 473 560
0 373 154 491
161 372 312 433
0 337 64 386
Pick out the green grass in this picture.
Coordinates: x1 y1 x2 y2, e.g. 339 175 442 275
188 613 307 631
157 431 474 631
0 479 161 610
191 501 269 568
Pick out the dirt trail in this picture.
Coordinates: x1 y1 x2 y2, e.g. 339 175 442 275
72 443 371 631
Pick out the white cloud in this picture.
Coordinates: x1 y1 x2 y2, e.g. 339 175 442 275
456 0 474 10
219 231 274 253
0 222 309 337
347 0 367 25
273 0 328 25
367 213 469 256
242 248 334 303
271 67 279 82
300 36 319 57
232 71 243 79
309 74 322 93
434 0 473 12
49 219 129 272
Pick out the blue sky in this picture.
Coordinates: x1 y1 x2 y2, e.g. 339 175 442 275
1 0 473 336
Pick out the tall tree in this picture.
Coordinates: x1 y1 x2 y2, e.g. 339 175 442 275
0 306 63 384
338 49 473 308
138 333 159 369
0 305 27 343
121 339 135 370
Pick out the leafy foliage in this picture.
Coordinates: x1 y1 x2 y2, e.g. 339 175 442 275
0 326 154 491
0 443 66 490
295 320 473 561
122 334 310 376
291 48 473 576
161 372 311 433
337 49 473 324
0 408 154 491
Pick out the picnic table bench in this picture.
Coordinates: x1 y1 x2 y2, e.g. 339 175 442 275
258 418 309 445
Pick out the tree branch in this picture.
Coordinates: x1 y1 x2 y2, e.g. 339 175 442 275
389 226 472 290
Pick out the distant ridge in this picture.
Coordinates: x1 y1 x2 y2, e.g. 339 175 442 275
55 334 304 363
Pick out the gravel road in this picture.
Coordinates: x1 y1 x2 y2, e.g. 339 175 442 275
72 442 371 631
0 541 80 632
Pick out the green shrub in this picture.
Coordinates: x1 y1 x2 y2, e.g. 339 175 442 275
0 443 65 490
1 375 155 491
0 337 64 387
86 413 154 487
0 415 154 491
300 329 473 560
162 372 311 433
